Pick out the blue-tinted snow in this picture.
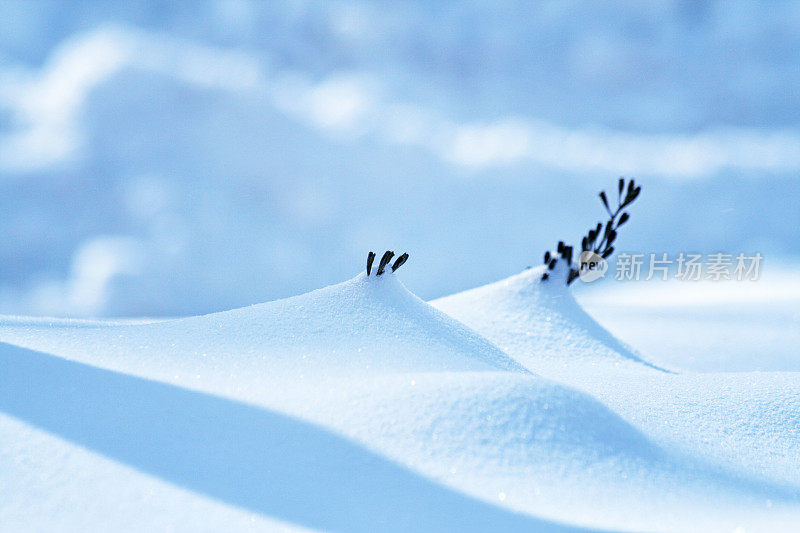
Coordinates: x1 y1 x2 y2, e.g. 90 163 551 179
0 1 798 316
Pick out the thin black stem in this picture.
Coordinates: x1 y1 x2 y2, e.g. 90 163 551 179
594 204 623 254
540 178 640 286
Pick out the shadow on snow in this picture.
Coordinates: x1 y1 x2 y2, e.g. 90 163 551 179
0 343 595 533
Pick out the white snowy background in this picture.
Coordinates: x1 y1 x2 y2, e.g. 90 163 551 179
2 2 800 532
1 0 798 317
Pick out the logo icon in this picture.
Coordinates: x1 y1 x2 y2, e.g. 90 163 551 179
578 250 608 282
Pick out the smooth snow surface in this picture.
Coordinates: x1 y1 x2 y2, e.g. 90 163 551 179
3 268 800 531
434 263 671 379
0 272 525 378
577 268 800 372
433 265 800 528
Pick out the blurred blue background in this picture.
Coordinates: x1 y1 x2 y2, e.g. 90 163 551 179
1 0 798 316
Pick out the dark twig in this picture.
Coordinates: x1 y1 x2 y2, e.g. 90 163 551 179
366 250 409 276
376 251 395 275
540 177 642 285
391 253 409 272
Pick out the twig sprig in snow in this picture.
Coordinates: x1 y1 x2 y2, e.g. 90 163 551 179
366 251 409 276
542 177 641 285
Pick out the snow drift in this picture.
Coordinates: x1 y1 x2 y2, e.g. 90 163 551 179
433 263 668 379
0 271 526 379
434 264 800 504
1 269 694 531
5 266 800 531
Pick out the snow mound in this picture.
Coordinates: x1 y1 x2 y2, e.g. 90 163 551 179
4 269 800 530
4 340 796 531
434 264 800 501
432 264 668 378
268 371 660 476
0 344 564 532
0 271 526 377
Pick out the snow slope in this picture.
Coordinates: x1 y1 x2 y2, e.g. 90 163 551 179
4 269 800 531
433 263 670 380
0 271 525 378
1 343 577 533
433 264 800 497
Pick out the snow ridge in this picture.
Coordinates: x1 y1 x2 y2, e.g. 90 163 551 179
433 265 671 378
